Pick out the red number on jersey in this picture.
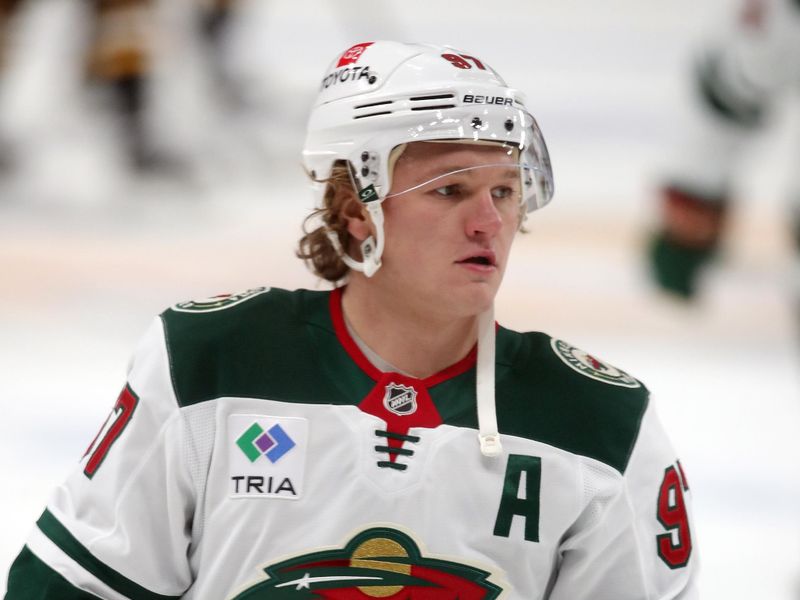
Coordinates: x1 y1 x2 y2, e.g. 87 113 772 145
441 53 486 70
656 464 692 568
82 385 139 479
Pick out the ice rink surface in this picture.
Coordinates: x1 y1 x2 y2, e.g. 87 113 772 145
1 0 799 596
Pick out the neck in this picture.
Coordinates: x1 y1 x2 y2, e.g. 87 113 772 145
341 280 479 379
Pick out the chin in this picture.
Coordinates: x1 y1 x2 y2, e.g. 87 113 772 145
449 283 498 317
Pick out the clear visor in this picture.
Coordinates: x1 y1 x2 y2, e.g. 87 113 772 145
348 109 554 213
384 145 547 215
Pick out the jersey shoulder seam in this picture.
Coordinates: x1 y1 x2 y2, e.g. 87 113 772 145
158 313 185 409
621 394 651 475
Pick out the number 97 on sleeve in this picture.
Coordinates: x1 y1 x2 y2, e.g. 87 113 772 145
656 460 692 569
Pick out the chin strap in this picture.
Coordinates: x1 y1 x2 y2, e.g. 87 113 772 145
477 306 502 458
326 201 385 278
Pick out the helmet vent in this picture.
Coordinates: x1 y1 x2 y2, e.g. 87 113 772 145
353 100 394 120
409 93 456 112
354 111 393 120
355 100 394 109
410 104 456 111
409 94 455 101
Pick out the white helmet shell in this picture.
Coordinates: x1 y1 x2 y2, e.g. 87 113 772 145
303 41 554 213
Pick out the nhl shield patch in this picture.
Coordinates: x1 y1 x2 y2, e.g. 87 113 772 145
383 383 418 416
551 338 640 388
229 415 308 499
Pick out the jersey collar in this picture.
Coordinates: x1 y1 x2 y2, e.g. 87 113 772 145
328 287 477 386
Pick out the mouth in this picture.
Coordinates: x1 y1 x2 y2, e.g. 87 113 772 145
456 251 497 270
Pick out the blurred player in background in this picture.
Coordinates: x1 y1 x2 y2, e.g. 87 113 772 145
648 0 800 299
0 0 245 184
87 0 244 173
0 0 402 190
86 0 160 171
5 41 697 598
0 0 21 63
0 0 24 168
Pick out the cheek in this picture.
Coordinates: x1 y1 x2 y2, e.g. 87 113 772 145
380 208 429 261
382 196 443 239
499 203 522 232
386 222 441 263
498 210 520 252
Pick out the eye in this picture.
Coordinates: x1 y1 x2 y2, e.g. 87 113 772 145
491 186 516 200
433 184 460 197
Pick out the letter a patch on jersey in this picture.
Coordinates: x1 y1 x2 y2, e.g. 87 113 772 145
228 415 308 499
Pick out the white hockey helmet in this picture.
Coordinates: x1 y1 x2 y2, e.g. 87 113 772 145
302 41 554 277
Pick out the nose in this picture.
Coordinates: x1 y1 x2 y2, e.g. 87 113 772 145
465 189 503 238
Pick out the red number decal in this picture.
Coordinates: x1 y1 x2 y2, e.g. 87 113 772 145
83 385 139 479
459 54 485 70
656 464 692 568
442 53 472 69
441 53 486 70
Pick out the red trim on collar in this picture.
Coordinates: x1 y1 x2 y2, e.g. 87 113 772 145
329 286 383 381
328 287 478 386
423 346 477 387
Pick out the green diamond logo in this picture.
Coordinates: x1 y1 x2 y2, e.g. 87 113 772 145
236 422 265 462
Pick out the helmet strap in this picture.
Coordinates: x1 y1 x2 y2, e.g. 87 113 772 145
325 201 385 278
477 305 502 458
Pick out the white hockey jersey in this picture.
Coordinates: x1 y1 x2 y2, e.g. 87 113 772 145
6 287 698 599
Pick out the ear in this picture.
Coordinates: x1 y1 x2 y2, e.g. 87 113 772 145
341 191 373 242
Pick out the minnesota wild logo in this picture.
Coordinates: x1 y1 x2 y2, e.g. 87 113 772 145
551 338 640 389
172 287 270 313
232 527 503 599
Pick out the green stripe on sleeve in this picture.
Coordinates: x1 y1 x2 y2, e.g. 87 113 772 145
5 545 102 599
36 510 183 600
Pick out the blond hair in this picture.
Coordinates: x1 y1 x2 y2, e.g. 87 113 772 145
296 161 356 283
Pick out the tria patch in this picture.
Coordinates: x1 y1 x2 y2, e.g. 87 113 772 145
232 526 504 599
172 287 270 313
383 383 418 416
551 338 640 388
228 414 308 499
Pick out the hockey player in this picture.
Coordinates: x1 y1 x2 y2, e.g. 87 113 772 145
5 41 698 598
85 0 160 171
649 0 800 298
